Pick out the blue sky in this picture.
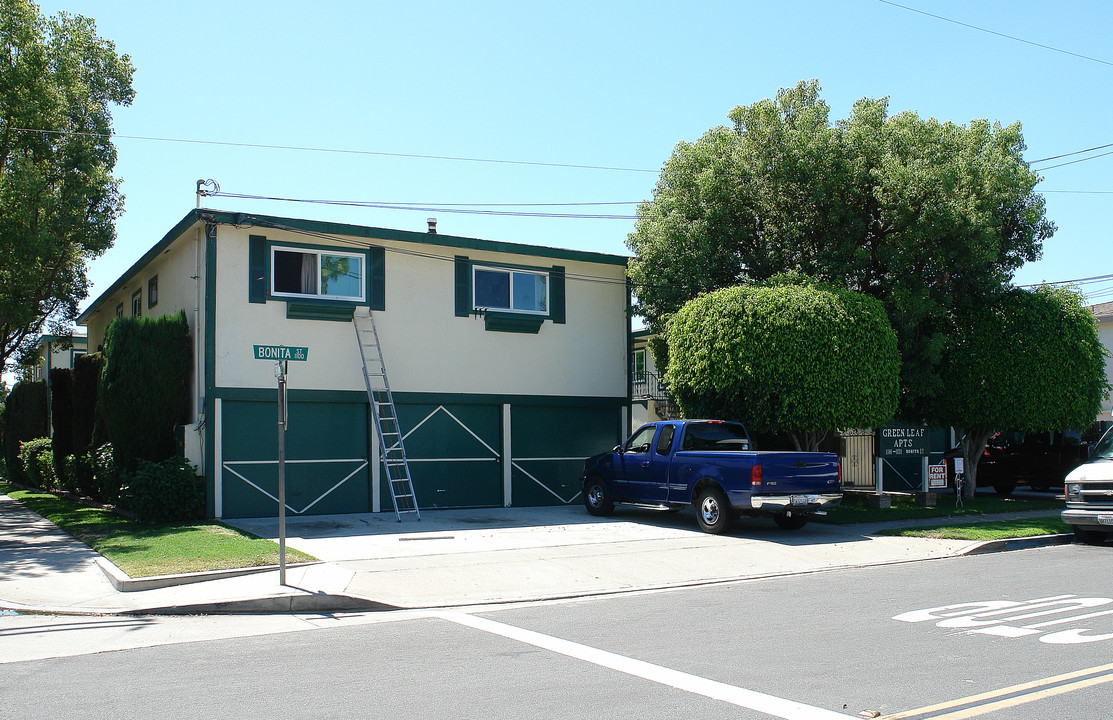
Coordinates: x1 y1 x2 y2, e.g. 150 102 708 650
34 0 1113 310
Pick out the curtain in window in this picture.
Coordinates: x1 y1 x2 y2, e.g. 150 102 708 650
301 253 317 295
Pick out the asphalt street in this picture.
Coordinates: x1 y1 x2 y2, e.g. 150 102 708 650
1 543 1109 719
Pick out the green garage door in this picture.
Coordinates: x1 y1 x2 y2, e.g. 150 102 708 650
220 399 371 518
393 401 502 509
511 405 622 506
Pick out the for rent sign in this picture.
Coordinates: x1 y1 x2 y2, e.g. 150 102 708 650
879 424 929 458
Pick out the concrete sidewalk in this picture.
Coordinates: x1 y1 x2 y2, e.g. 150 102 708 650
0 492 1071 615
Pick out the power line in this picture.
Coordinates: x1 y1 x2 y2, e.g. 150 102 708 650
11 126 658 174
877 0 1113 67
1028 142 1113 164
1033 149 1113 172
211 191 638 219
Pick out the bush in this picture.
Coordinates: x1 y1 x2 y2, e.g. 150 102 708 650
20 437 57 490
119 457 204 524
90 443 121 503
72 353 105 454
2 381 48 483
60 454 79 492
49 367 75 483
100 313 191 472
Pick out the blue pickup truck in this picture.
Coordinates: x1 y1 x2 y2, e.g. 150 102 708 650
581 420 842 533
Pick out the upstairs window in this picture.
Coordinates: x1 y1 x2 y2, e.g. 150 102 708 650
131 289 142 317
271 247 365 302
473 266 548 314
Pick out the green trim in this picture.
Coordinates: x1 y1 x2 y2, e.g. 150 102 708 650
626 279 634 427
213 386 627 409
204 223 218 517
248 235 266 303
550 266 566 324
285 302 355 322
483 311 544 334
454 255 471 317
215 387 369 403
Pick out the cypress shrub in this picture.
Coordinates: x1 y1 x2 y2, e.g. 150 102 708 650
119 457 204 523
72 352 105 455
2 381 49 483
100 312 192 473
49 367 75 486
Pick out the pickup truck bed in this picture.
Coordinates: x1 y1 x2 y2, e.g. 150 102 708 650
581 420 841 533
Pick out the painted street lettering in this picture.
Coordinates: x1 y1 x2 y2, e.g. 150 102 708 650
894 595 1113 644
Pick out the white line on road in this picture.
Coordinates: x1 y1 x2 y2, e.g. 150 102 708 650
435 611 850 720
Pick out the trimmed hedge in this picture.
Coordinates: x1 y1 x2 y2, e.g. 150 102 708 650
72 352 105 454
2 380 49 484
100 312 191 473
49 367 75 486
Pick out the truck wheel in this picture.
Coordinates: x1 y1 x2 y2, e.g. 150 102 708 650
695 486 733 534
774 513 808 530
583 477 614 517
992 480 1016 497
1073 528 1110 545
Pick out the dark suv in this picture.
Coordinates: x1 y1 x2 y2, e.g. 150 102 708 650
976 430 1091 495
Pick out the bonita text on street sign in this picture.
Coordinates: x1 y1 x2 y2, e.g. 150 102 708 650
253 345 309 362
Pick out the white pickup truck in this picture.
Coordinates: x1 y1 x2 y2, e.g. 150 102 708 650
1062 427 1113 544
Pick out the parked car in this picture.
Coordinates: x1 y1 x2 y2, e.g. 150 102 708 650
581 419 841 534
965 430 1092 496
1062 427 1113 544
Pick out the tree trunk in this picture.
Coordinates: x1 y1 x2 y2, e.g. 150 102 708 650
960 427 993 499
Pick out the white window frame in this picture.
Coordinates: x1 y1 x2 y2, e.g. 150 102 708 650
471 265 550 315
270 246 366 302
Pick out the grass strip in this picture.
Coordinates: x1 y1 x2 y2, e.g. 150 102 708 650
816 491 1063 525
874 516 1073 541
1 481 315 578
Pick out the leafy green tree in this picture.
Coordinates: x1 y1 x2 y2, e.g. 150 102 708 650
629 80 1053 418
665 281 899 451
931 286 1109 497
0 0 134 372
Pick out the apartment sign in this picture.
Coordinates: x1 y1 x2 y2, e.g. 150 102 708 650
879 424 928 457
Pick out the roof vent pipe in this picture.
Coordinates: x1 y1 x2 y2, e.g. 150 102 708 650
427 218 437 234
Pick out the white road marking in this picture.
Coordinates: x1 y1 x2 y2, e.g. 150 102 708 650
435 611 850 720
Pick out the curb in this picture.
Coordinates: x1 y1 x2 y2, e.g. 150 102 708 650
962 533 1075 555
94 557 322 592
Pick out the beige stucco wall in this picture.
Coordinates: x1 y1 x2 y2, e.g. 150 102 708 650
82 224 206 418
212 224 628 399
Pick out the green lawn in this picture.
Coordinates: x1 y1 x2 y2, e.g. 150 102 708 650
817 491 1064 525
1 481 315 578
874 516 1073 541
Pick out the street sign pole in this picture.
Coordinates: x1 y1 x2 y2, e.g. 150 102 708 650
277 359 288 586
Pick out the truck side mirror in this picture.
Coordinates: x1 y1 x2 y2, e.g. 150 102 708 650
612 445 623 454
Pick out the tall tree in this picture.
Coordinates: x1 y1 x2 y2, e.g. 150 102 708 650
665 280 900 452
628 80 1053 418
0 0 134 371
931 286 1108 497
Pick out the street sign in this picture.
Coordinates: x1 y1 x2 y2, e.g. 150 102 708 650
253 345 309 361
878 424 929 458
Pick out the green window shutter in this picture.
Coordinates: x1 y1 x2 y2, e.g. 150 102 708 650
248 235 266 303
370 246 386 311
455 256 471 317
551 265 566 324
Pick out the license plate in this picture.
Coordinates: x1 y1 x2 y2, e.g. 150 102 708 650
1099 515 1113 526
790 495 807 506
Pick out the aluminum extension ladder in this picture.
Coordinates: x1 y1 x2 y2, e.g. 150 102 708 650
353 309 420 521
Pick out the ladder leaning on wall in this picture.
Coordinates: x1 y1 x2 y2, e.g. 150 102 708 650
353 308 420 522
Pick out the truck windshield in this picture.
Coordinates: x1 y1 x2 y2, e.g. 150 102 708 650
681 422 751 451
1090 428 1113 461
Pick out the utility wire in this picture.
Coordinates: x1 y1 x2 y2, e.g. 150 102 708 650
1029 143 1113 164
1032 150 1113 172
11 126 657 174
210 191 638 219
877 0 1113 67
